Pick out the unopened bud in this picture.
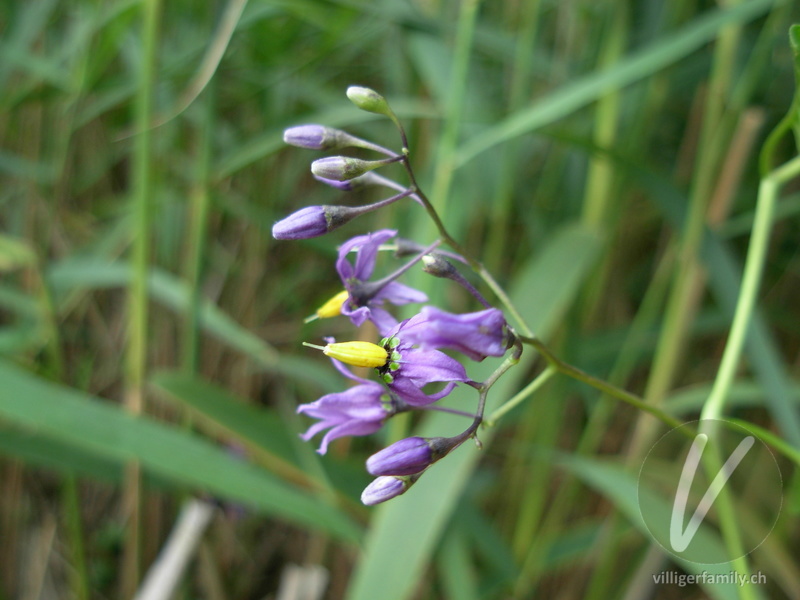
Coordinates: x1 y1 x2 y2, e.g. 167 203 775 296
422 254 459 278
311 156 386 182
367 436 449 476
272 205 365 240
272 206 328 240
283 125 337 150
361 475 417 506
346 86 395 119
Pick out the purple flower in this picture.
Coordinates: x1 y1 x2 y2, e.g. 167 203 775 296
297 361 395 454
378 319 470 406
336 229 427 335
398 307 510 361
361 476 410 505
367 436 437 476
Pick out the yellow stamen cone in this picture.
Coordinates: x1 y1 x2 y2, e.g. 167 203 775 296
303 341 388 368
305 290 349 323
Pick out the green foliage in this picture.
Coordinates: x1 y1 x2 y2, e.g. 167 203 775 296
1 0 799 599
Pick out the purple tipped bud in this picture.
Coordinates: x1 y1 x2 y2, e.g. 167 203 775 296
367 436 446 476
272 206 328 240
361 476 410 506
311 156 382 182
273 204 371 240
283 125 331 150
283 124 365 151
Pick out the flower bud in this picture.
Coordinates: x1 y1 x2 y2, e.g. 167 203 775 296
284 124 383 153
271 205 355 240
361 476 411 506
303 340 388 368
346 86 394 118
367 436 448 476
422 254 459 279
272 206 328 240
311 156 385 182
283 125 336 150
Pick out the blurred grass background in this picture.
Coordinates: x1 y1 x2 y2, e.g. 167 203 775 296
1 0 799 598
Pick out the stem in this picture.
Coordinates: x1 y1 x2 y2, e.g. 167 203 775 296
486 366 557 426
401 167 533 335
701 154 800 422
463 339 524 438
518 335 685 431
343 188 415 218
123 0 161 593
421 405 479 419
183 82 214 374
360 239 441 297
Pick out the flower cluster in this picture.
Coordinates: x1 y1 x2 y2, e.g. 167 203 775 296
273 87 518 505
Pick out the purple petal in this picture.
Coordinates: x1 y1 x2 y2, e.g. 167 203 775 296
373 281 428 306
299 385 387 420
336 229 396 282
400 307 509 361
328 356 371 384
340 303 371 328
399 348 469 386
317 419 383 454
389 378 458 406
365 306 399 336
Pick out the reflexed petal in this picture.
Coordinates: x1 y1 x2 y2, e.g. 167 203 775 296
336 229 396 282
317 419 383 454
328 356 372 384
389 378 457 406
365 306 399 336
340 303 371 327
373 281 428 305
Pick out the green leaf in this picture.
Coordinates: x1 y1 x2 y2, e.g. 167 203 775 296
46 259 341 390
0 359 362 543
455 0 777 167
0 234 37 271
